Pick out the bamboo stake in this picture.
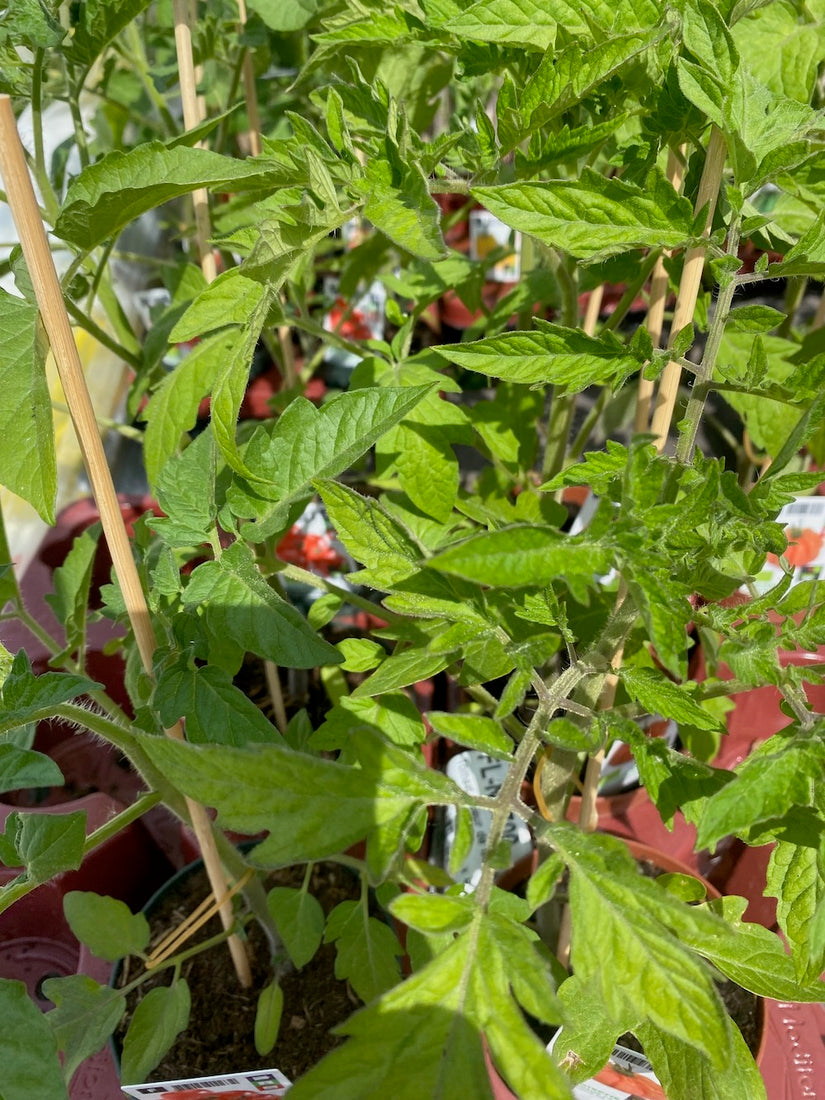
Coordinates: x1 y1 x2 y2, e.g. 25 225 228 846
173 0 217 283
812 287 825 330
635 147 686 433
0 95 251 988
264 660 288 735
582 284 604 337
650 128 727 448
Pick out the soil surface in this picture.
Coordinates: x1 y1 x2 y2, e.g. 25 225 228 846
115 861 361 1084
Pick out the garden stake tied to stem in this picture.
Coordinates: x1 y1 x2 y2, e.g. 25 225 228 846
0 94 253 989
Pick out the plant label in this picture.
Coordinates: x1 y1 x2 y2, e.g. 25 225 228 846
469 210 521 282
121 1067 292 1097
322 276 387 377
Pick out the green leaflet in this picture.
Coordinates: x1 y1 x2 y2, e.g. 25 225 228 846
363 150 446 261
637 1020 766 1100
696 731 824 850
121 981 191 1085
325 899 403 1003
443 0 573 49
0 651 96 732
44 975 126 1084
181 542 339 673
2 811 86 883
0 290 56 524
472 170 697 261
141 331 236 488
254 979 283 1056
311 692 426 751
63 891 150 962
228 385 432 541
55 143 285 250
426 712 513 760
427 525 611 588
518 32 658 142
434 325 644 391
141 728 466 866
151 429 219 549
267 886 325 968
0 744 62 795
289 910 566 1100
2 0 65 49
351 647 459 698
44 522 101 660
315 479 422 587
247 0 319 31
0 978 68 1100
168 269 266 343
766 840 825 982
64 0 153 69
154 659 286 747
621 667 721 730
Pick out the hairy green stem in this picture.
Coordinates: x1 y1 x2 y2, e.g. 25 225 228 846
64 297 142 369
676 218 742 464
30 50 59 223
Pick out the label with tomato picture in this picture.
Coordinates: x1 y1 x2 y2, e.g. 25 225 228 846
548 1039 665 1100
751 496 825 594
121 1066 291 1097
469 210 521 283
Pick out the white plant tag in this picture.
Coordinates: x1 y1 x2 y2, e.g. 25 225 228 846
121 1067 291 1098
469 210 521 282
750 494 825 595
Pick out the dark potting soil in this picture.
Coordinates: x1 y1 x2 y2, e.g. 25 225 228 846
115 861 361 1084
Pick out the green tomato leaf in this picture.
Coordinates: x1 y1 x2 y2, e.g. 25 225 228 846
325 899 403 1003
472 170 697 261
121 980 191 1085
0 744 63 795
0 978 68 1099
427 712 514 760
55 143 287 250
311 692 426 751
621 668 721 730
65 0 153 68
151 428 219 549
63 891 150 962
168 269 266 344
44 975 126 1084
229 386 432 542
315 479 421 588
141 728 465 866
141 331 236 488
154 658 285 747
0 290 56 523
637 1018 766 1100
13 812 86 883
434 325 644 391
765 840 825 982
362 148 446 261
182 542 339 673
427 526 611 588
254 979 284 1056
267 886 325 969
45 523 101 659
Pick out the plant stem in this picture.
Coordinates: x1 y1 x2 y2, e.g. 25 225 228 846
30 51 59 223
63 297 142 369
278 562 402 622
676 216 742 464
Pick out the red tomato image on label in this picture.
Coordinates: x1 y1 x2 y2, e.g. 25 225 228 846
783 527 824 567
327 297 373 342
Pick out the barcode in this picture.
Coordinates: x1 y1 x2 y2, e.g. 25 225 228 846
172 1080 239 1090
782 501 824 517
611 1047 652 1072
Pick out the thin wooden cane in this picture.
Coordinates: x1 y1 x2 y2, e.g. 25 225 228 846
635 147 686 433
0 96 251 988
582 284 604 337
650 127 727 449
812 288 825 331
173 0 217 284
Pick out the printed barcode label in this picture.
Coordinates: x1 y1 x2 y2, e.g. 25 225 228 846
780 500 825 517
121 1066 291 1097
611 1045 652 1071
